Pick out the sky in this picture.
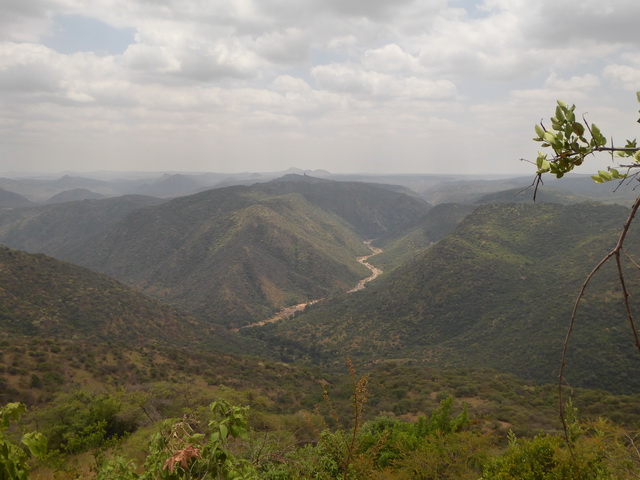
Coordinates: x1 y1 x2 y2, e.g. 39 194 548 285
0 0 639 175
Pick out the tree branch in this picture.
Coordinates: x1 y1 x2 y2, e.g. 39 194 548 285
558 194 640 446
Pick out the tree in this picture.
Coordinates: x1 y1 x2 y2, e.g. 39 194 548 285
531 92 640 442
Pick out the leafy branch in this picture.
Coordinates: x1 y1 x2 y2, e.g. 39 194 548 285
531 92 640 451
532 93 640 200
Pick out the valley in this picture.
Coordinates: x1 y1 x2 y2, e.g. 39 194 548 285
2 170 640 478
236 240 384 331
348 240 384 293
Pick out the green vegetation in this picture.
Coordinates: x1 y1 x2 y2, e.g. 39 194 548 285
369 203 475 272
474 185 589 205
52 180 427 328
533 95 640 182
1 403 46 479
0 245 217 347
250 202 640 391
4 156 640 478
0 176 431 328
0 195 163 257
4 375 640 479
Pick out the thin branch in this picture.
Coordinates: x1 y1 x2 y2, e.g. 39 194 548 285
593 147 640 153
614 195 640 353
625 432 640 463
615 252 640 353
601 453 640 479
558 245 615 457
623 250 640 270
558 194 640 450
533 174 543 202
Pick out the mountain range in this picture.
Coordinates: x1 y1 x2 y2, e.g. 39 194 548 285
0 175 431 327
2 171 640 394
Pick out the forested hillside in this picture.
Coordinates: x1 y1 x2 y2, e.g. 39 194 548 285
0 195 165 257
250 202 640 392
3 174 640 478
14 176 429 328
0 245 206 345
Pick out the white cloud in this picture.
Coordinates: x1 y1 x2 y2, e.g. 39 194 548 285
122 43 180 73
254 28 310 65
362 44 424 75
544 73 600 93
0 0 57 42
603 65 640 92
311 64 456 100
1 0 639 174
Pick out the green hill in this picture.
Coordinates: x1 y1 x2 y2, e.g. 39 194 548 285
0 195 165 256
259 174 432 239
0 245 205 345
46 188 107 203
53 176 430 328
371 203 476 272
248 202 640 392
475 185 590 205
67 188 372 327
0 187 32 207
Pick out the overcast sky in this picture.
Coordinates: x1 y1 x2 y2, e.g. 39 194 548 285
1 0 639 175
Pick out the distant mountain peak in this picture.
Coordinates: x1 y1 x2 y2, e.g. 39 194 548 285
273 174 333 184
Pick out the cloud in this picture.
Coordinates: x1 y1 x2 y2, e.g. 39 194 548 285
521 0 640 46
604 65 640 92
316 0 418 19
254 28 310 65
0 0 56 42
362 44 424 75
1 0 639 174
0 43 60 94
122 43 180 73
544 73 600 92
311 63 456 100
176 40 263 81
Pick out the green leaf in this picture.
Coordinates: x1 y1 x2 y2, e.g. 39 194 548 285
535 154 550 174
571 122 585 137
219 423 229 439
534 124 545 139
591 124 607 147
543 131 557 144
1 402 27 428
22 432 47 458
597 170 612 181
